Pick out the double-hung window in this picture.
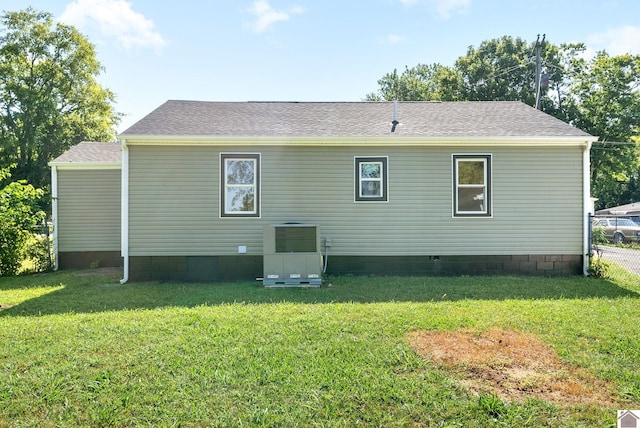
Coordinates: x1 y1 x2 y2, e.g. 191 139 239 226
221 153 260 217
453 154 491 217
355 156 388 202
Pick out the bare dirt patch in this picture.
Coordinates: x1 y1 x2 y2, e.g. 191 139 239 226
407 328 621 407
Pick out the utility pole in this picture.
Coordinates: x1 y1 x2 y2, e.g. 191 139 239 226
534 34 545 110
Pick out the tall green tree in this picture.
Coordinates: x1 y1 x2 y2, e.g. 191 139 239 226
0 8 120 189
365 63 461 101
560 51 640 209
366 36 558 104
456 36 545 105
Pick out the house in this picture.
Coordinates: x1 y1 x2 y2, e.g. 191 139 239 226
596 201 640 225
50 100 596 282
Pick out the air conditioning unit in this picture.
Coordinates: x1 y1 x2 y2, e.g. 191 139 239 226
263 224 322 287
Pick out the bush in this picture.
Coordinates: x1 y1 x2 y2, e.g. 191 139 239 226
21 227 52 274
0 166 46 276
592 226 608 245
589 257 612 278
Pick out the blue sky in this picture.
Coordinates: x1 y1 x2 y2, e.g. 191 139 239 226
8 0 640 132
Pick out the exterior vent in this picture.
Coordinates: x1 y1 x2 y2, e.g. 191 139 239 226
263 224 322 287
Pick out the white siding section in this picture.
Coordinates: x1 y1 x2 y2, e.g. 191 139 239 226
128 145 584 256
58 169 121 251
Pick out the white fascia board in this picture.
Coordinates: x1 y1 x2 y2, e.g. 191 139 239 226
118 134 596 147
48 162 121 170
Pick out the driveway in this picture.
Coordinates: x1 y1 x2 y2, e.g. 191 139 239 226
594 245 640 276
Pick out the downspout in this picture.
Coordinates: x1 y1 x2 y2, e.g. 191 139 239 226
51 165 59 271
583 140 593 276
120 140 129 284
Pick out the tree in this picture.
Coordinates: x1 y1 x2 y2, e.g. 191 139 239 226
365 63 461 101
0 165 45 276
560 51 640 209
366 36 557 104
0 8 120 189
456 36 543 105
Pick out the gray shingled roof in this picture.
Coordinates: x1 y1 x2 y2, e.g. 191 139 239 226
596 201 640 215
49 142 121 165
120 100 592 138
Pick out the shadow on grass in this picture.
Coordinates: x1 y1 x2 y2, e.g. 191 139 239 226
0 270 638 317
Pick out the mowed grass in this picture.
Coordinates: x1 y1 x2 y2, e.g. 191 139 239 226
1 267 639 427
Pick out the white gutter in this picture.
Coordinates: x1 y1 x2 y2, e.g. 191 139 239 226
47 162 120 170
120 141 129 284
118 134 593 147
583 140 593 276
50 165 59 271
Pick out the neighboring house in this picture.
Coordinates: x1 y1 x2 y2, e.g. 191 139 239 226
50 100 596 282
596 202 640 225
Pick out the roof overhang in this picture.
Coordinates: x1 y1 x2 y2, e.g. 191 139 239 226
118 135 596 147
48 161 121 170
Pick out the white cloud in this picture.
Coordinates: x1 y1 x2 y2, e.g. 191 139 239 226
59 0 166 52
588 25 640 56
246 0 304 33
387 34 406 43
431 0 471 20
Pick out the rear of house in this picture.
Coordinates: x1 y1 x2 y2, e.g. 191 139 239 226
110 100 595 281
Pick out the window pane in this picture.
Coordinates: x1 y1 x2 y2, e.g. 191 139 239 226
226 160 255 185
361 181 381 197
226 187 255 213
458 161 484 185
361 162 381 179
458 188 485 212
355 157 387 202
221 154 260 217
618 219 636 226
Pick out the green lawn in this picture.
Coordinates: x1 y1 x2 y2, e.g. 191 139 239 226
1 267 639 427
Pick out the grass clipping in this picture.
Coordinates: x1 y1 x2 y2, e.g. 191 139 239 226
408 328 619 407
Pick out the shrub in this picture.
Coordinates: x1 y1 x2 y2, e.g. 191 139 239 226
21 227 52 274
0 166 46 276
588 257 611 278
592 226 608 245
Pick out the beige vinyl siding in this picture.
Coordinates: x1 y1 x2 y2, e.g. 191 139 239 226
57 169 121 252
127 144 584 256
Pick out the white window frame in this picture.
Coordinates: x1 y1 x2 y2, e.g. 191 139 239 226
354 156 388 202
220 153 261 218
452 154 492 217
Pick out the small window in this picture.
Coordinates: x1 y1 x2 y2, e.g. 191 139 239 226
221 153 260 217
355 157 388 202
453 154 491 217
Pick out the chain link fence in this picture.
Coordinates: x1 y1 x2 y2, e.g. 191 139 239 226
590 214 640 276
